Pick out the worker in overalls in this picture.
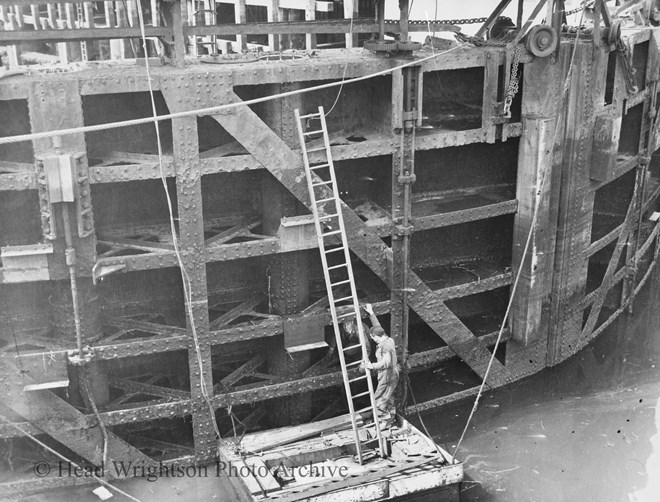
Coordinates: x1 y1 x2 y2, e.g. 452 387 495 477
362 303 399 429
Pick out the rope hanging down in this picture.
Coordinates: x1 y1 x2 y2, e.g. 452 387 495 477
451 7 586 459
135 2 223 445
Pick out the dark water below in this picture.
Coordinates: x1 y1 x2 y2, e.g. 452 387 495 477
416 266 660 502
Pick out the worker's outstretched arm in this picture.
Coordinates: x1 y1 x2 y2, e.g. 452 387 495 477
363 303 382 329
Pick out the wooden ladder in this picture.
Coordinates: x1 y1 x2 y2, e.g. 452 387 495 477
294 106 386 464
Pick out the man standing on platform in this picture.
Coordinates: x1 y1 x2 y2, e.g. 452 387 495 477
362 303 399 428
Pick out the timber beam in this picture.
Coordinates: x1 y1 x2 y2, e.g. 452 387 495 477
214 354 266 391
109 378 191 400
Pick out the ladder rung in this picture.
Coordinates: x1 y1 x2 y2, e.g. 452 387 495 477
307 147 326 153
319 213 339 220
334 296 353 303
313 180 333 187
345 360 362 368
310 163 330 170
317 197 336 204
352 391 371 399
327 263 347 271
349 375 368 384
304 129 323 136
322 230 342 237
299 112 321 119
324 247 345 254
343 344 362 352
337 312 355 320
331 279 351 287
355 406 375 415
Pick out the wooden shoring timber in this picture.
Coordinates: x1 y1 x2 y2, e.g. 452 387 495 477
404 386 481 414
127 435 194 457
110 378 192 400
586 222 625 257
580 168 643 342
209 92 511 387
0 359 155 470
209 294 265 329
104 316 187 336
214 354 266 392
205 218 261 247
576 221 659 313
239 413 361 454
90 336 507 428
0 420 42 439
98 237 175 252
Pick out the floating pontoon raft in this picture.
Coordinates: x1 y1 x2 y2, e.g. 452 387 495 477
220 414 463 502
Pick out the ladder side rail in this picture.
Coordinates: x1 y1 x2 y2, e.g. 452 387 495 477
318 106 386 456
294 108 365 463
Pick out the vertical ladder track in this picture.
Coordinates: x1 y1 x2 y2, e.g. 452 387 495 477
294 106 386 464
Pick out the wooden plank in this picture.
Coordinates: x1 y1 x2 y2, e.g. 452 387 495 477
110 378 191 400
233 460 265 495
244 458 281 494
274 457 445 502
104 317 187 336
209 294 264 329
580 170 641 342
240 413 361 453
205 218 255 247
215 354 265 391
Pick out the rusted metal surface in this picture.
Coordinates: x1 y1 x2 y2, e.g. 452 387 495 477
211 92 512 386
1 19 660 489
0 359 155 468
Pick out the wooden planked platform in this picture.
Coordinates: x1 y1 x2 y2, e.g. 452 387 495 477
219 414 463 502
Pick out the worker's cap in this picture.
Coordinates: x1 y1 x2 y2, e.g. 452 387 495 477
370 326 386 338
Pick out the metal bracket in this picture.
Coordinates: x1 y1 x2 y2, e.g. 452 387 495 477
638 155 651 166
36 152 94 240
397 173 417 185
393 224 414 237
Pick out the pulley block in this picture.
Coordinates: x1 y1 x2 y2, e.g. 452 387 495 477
604 20 622 46
525 24 558 58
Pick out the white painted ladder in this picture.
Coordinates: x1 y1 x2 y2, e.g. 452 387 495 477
76 3 88 61
294 106 386 464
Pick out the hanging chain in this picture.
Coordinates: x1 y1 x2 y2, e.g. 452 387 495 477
616 39 639 94
565 0 595 17
503 45 523 117
385 17 488 27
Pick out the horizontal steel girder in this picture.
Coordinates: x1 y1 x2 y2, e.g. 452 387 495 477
0 329 510 436
210 92 511 386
